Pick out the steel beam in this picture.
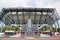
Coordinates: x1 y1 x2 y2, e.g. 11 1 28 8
22 12 25 24
16 12 20 24
34 12 37 24
39 12 43 24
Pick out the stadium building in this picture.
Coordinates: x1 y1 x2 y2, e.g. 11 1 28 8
0 8 60 37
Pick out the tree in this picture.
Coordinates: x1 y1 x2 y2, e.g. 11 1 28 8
57 28 60 32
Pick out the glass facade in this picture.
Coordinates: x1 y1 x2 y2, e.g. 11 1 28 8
0 8 60 37
4 12 55 25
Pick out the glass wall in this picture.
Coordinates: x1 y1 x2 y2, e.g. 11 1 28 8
0 8 60 38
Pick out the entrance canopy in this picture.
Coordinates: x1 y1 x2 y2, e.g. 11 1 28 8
0 8 59 26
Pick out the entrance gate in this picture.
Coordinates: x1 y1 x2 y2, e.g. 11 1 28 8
27 31 32 37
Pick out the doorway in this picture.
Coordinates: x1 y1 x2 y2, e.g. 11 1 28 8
27 31 32 37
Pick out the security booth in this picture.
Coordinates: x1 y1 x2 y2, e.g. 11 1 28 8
5 31 15 37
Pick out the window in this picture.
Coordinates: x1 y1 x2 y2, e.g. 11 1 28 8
43 12 47 15
12 12 16 14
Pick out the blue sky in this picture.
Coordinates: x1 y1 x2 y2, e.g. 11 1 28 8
0 0 60 15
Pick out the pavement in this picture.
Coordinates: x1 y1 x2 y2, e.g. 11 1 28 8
0 37 60 40
9 33 51 37
9 33 20 37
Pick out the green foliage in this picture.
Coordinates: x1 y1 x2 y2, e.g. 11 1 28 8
39 26 55 32
2 25 20 32
0 28 1 32
57 28 60 32
39 26 50 31
15 26 20 31
2 25 11 32
49 27 55 32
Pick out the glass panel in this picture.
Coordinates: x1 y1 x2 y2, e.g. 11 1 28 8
30 16 34 20
19 16 23 20
18 12 22 14
25 15 28 20
43 12 47 15
13 16 17 20
37 12 41 14
48 12 52 15
41 16 45 20
36 16 40 20
12 12 16 14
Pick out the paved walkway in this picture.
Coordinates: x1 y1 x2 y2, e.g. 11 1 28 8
9 33 20 37
0 37 60 40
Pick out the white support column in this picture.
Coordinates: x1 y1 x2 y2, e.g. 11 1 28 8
0 21 5 32
27 19 32 31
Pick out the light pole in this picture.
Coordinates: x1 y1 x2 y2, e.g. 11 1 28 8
38 27 39 37
37 24 39 37
20 26 21 37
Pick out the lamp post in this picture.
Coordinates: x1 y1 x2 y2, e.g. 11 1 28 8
37 24 40 37
20 26 21 37
37 27 39 37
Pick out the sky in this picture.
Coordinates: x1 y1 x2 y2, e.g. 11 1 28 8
0 0 60 15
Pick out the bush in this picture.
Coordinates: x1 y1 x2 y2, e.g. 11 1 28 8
2 25 20 32
49 27 55 32
39 26 50 31
2 25 11 32
0 28 1 32
57 28 60 32
39 26 55 32
14 26 20 31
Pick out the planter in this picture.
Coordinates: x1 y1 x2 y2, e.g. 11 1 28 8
0 33 5 37
15 32 19 34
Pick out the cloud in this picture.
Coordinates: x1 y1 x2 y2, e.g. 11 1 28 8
52 1 60 16
0 0 59 8
0 0 60 13
0 0 28 7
